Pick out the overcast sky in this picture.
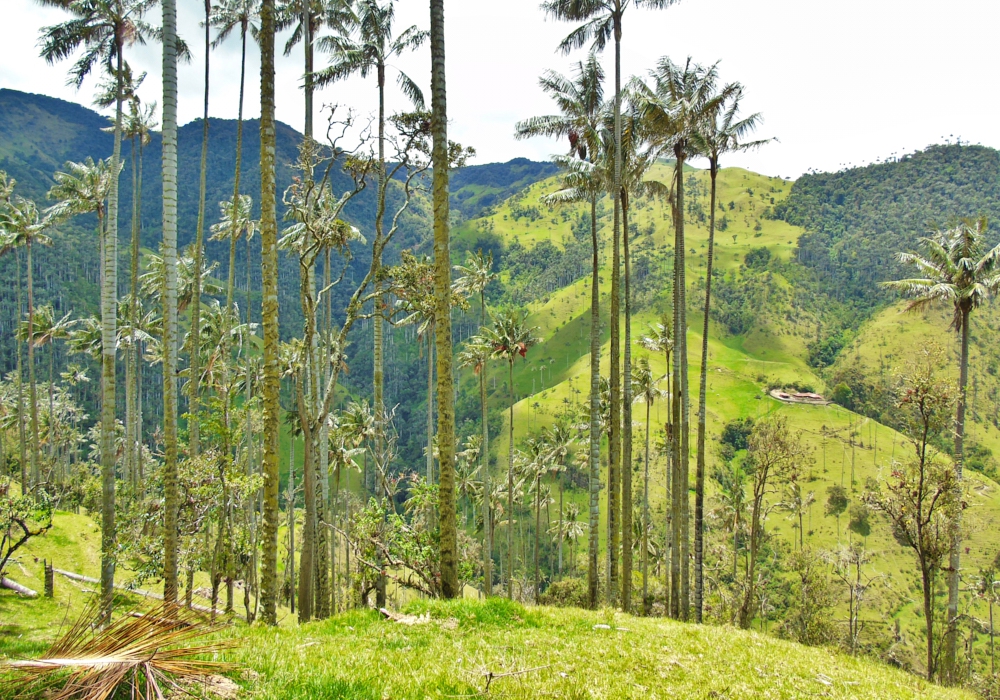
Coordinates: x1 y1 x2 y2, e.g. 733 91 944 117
4 0 999 178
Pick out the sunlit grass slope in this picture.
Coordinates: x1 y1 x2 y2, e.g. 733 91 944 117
456 162 1000 665
227 599 971 700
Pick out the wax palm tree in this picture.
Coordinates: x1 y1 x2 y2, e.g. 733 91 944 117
19 306 77 466
543 422 574 580
689 83 766 622
161 0 182 606
482 308 539 599
210 0 261 205
315 0 425 523
117 91 157 491
0 197 55 496
611 95 665 611
543 0 678 609
257 0 282 625
427 0 459 599
631 355 665 615
883 217 1000 677
454 251 497 593
40 0 156 616
0 173 28 495
516 52 604 608
637 57 721 619
639 318 672 608
458 334 495 594
278 0 354 138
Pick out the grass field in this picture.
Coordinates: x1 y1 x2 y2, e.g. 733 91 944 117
0 595 976 700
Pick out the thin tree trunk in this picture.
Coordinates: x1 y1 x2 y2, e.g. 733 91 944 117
259 0 282 625
643 400 650 615
188 0 211 458
480 306 492 595
507 360 515 600
26 240 39 493
923 563 935 681
161 0 181 604
430 0 459 599
675 149 691 621
14 249 27 496
587 196 600 609
427 329 434 483
99 44 125 622
945 307 970 681
694 160 719 622
622 189 633 612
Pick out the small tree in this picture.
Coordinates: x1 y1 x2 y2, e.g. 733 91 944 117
864 353 960 681
827 543 880 653
0 479 52 578
825 485 848 541
737 415 808 629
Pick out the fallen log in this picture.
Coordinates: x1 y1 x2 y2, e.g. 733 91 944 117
1 576 38 598
52 569 244 620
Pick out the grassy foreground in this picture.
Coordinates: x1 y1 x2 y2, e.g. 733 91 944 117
219 599 969 700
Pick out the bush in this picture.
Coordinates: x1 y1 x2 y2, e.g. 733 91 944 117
538 577 589 608
720 417 754 452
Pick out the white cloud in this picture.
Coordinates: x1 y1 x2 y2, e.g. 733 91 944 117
3 0 999 178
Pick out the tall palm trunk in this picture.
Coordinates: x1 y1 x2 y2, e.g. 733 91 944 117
15 250 27 496
98 44 125 621
605 7 624 609
944 306 970 680
426 328 434 482
621 187 633 611
672 148 691 620
587 194 600 609
430 0 459 600
669 165 682 619
26 239 39 493
125 131 137 488
534 472 541 603
642 398 650 615
507 360 515 600
479 315 492 595
693 159 719 623
160 0 180 600
258 0 282 625
189 0 211 458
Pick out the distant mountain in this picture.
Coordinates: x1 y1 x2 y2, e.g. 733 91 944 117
0 89 561 464
775 143 1000 308
450 158 560 219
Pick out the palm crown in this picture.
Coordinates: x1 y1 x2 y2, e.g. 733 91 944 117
883 217 1000 333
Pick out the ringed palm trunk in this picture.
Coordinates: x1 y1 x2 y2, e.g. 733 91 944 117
426 330 434 484
642 398 650 615
944 305 970 680
669 162 683 620
15 251 28 496
674 147 691 620
259 0 282 625
430 0 459 600
162 0 181 604
694 159 719 623
479 346 491 596
621 188 633 612
26 240 40 493
587 194 600 609
372 63 389 610
606 5 625 612
125 133 137 488
189 0 212 458
507 360 515 599
98 46 125 621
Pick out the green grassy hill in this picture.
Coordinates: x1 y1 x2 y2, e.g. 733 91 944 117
448 156 1000 675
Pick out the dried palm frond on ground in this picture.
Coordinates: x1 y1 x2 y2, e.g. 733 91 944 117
3 600 236 700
